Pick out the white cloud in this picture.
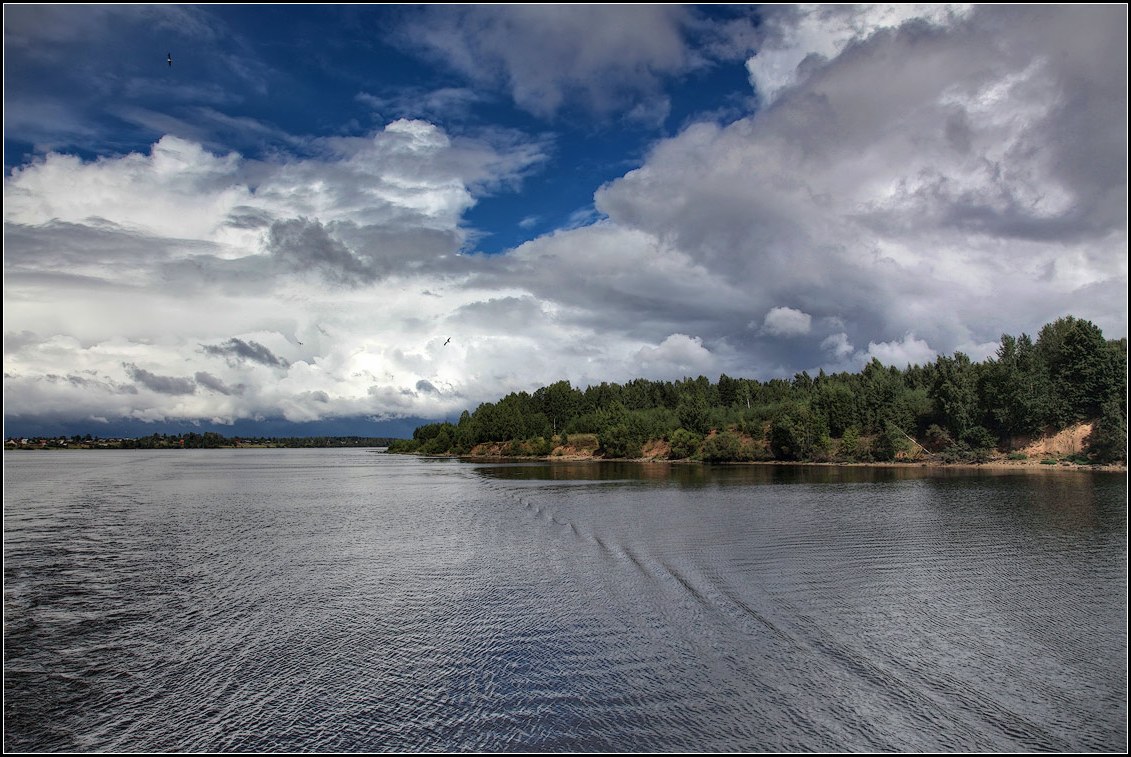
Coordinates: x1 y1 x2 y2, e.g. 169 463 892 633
632 334 717 380
760 307 812 337
820 332 854 360
865 334 937 368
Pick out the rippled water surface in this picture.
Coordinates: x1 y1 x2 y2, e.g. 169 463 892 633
4 450 1126 752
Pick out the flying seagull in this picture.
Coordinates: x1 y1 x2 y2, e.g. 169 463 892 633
167 53 173 67
444 337 451 346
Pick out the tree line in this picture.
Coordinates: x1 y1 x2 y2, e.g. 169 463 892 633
7 434 402 450
118 434 403 449
390 315 1127 465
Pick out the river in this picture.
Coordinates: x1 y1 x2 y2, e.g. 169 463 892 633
3 449 1126 752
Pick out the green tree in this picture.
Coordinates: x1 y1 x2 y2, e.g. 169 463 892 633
872 420 910 462
535 380 581 434
812 382 858 437
599 423 642 459
980 333 1048 438
839 425 863 461
1037 316 1115 425
769 405 828 461
1086 396 1127 464
929 353 979 441
677 393 711 435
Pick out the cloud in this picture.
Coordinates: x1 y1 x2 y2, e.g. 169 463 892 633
592 4 1126 357
266 218 377 285
396 5 698 118
745 4 974 104
201 339 290 368
864 334 938 369
355 87 487 124
124 364 197 395
3 6 1125 433
194 371 242 395
632 334 717 380
760 307 812 337
820 332 855 360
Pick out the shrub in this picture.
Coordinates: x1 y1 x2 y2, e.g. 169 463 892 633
702 430 743 462
668 428 702 459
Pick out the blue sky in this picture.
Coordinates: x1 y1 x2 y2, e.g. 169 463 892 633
4 5 1127 438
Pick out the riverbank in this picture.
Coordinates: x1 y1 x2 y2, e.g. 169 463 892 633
402 420 1126 473
431 449 1125 474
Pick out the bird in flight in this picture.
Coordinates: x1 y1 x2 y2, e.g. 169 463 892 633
444 337 452 346
167 53 173 67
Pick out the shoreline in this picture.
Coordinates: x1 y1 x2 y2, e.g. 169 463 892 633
435 452 1126 474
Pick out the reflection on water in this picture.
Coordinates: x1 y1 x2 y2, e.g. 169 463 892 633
4 450 1126 752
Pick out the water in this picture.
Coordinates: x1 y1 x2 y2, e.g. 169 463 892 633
4 449 1126 752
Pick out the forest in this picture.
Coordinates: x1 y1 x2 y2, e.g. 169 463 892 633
389 316 1127 465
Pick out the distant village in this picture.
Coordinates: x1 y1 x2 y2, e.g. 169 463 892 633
6 436 129 450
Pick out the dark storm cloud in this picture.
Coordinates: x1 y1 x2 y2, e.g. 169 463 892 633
267 217 378 285
415 380 437 394
124 363 196 395
194 371 244 395
201 339 290 368
265 217 466 286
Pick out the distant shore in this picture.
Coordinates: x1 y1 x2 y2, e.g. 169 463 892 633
435 451 1126 474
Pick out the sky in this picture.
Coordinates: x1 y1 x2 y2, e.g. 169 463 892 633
3 4 1127 439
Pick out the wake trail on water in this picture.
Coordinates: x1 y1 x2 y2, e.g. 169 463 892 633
476 471 1078 752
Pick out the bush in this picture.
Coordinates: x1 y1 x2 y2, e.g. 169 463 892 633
961 425 998 453
702 430 743 462
668 428 702 459
939 442 992 464
924 424 954 453
568 433 600 452
387 439 419 454
525 437 553 456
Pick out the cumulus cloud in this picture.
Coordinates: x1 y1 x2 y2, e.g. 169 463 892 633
820 332 855 361
760 307 812 337
745 4 974 104
594 4 1125 358
864 334 938 369
632 334 717 380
